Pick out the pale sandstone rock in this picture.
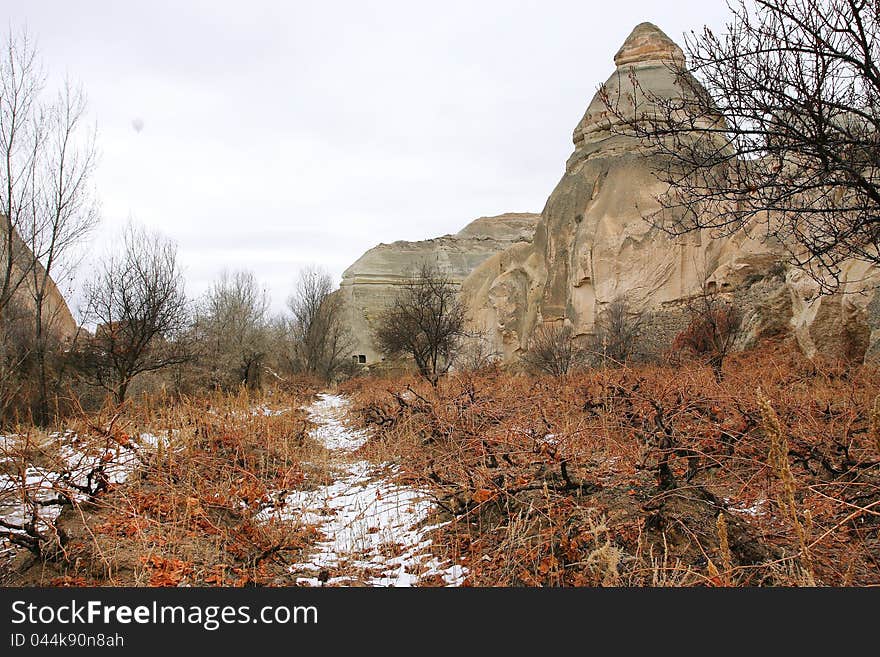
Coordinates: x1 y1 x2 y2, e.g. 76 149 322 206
461 23 748 355
338 22 879 366
339 213 539 363
0 219 77 341
613 21 686 68
787 262 879 360
458 22 879 363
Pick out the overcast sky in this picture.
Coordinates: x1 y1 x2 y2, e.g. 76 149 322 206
4 0 731 315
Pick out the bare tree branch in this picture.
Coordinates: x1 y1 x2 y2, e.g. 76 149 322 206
601 0 880 291
286 265 352 382
81 223 189 403
374 261 467 386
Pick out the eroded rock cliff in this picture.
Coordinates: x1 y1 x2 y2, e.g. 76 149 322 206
460 22 880 363
339 213 539 363
0 219 78 342
338 22 879 367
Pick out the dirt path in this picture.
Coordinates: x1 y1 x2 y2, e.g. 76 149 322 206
258 393 465 587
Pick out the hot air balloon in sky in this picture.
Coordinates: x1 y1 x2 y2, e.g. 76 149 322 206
131 117 144 133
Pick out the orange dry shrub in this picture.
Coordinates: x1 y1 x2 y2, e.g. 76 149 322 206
343 344 880 586
672 305 741 357
14 384 324 587
140 555 193 587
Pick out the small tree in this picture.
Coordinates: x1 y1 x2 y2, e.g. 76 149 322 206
82 224 189 404
197 270 270 390
287 265 351 382
673 286 742 381
521 323 587 376
373 262 466 386
590 296 645 366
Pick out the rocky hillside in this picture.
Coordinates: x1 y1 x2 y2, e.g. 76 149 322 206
0 219 78 341
338 22 879 366
460 22 880 362
339 213 539 363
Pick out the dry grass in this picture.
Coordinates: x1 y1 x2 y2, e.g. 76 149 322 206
2 379 329 586
3 341 879 587
340 342 880 586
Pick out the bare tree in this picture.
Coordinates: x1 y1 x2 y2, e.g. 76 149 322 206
672 284 743 381
198 270 270 390
521 323 588 376
82 224 189 404
0 29 98 422
286 265 351 382
373 261 466 386
26 82 98 422
601 1 880 290
0 27 43 315
589 296 645 365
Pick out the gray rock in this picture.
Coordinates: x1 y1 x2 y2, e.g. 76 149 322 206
339 213 539 363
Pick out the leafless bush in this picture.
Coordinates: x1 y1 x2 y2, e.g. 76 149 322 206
521 323 587 376
373 261 466 386
589 296 645 366
673 286 743 381
453 333 501 372
81 224 190 404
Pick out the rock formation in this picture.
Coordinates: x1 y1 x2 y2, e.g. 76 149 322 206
338 22 880 366
0 218 78 342
459 22 880 363
339 213 539 363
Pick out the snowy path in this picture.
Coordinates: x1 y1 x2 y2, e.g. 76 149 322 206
258 394 465 587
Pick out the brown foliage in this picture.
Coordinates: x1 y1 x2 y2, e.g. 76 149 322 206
673 294 743 380
343 344 880 586
2 383 326 586
6 342 879 588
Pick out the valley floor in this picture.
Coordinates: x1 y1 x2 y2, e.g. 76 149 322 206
2 343 879 586
0 386 464 587
340 345 880 586
258 393 465 586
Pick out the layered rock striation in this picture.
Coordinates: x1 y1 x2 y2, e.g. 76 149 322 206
339 22 879 367
339 213 539 363
460 22 880 363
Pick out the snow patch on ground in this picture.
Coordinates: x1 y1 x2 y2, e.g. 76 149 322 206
253 405 290 417
304 394 369 452
2 394 467 586
259 393 466 587
205 405 290 418
725 498 767 517
0 430 170 541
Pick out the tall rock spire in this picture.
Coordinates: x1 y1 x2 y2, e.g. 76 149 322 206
613 22 685 68
570 22 697 162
